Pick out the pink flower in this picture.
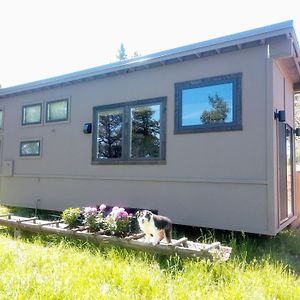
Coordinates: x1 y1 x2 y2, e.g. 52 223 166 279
84 207 97 215
99 204 106 211
112 206 119 211
112 207 128 218
117 210 128 218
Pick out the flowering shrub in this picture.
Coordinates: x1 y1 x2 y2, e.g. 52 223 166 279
104 206 131 236
83 206 104 231
62 207 81 228
80 204 132 236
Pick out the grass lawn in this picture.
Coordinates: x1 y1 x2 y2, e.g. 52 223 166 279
0 205 300 299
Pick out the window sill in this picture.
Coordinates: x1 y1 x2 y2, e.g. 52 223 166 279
91 159 166 165
175 124 242 134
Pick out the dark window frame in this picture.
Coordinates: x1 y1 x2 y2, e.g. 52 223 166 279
92 97 167 165
22 103 42 126
45 98 69 123
19 140 41 157
0 109 3 130
174 73 242 134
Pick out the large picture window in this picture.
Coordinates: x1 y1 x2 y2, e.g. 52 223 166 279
175 73 242 133
22 103 42 125
92 97 166 164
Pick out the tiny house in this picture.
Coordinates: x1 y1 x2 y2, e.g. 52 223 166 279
0 21 299 235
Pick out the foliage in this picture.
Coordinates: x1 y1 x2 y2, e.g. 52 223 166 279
103 206 132 236
0 228 300 299
201 93 230 124
132 51 141 58
82 205 132 236
82 206 104 231
0 205 10 215
116 43 127 60
97 112 122 158
294 93 300 164
294 93 300 127
61 207 81 227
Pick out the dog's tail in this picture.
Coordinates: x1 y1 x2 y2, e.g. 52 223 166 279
164 226 172 244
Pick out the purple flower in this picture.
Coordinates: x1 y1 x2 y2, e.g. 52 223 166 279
99 204 106 211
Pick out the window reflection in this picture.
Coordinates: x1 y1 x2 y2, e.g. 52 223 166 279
175 73 242 133
97 109 123 159
286 126 293 216
131 105 160 158
182 83 233 126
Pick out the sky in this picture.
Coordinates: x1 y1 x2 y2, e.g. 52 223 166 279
0 0 300 88
182 83 233 125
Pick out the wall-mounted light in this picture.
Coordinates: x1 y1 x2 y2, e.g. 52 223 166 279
83 123 92 134
294 128 300 136
274 110 286 122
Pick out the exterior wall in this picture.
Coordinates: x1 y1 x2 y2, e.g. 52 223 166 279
0 45 272 233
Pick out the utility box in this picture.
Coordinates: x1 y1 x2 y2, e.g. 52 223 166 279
2 160 14 177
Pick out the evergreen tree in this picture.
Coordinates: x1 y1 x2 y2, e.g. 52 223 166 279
131 107 160 158
294 93 300 164
116 43 128 60
201 94 230 124
132 51 141 58
97 113 122 158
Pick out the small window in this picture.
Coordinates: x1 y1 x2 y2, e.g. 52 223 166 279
175 73 242 133
92 97 166 164
22 103 42 125
20 140 41 157
46 99 69 123
0 110 3 130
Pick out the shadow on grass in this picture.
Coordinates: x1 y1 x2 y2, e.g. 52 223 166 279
173 224 300 274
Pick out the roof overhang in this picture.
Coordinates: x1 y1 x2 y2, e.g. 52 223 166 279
0 20 299 98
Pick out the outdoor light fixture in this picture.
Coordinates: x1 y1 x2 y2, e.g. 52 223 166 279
83 123 92 134
295 128 300 136
274 110 286 122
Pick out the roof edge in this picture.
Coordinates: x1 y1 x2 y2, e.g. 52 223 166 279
0 20 296 98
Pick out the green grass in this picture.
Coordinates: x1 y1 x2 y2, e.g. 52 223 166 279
0 205 300 299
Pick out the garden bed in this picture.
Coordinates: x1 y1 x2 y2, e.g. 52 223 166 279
0 213 231 260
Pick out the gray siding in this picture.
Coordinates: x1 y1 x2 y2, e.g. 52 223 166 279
0 38 297 235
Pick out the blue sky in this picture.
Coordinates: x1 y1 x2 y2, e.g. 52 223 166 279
0 0 299 88
182 83 233 126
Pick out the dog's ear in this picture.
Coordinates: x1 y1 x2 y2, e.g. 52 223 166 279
135 210 141 217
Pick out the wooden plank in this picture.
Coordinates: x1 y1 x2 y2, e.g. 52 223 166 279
71 227 89 232
0 214 12 218
204 242 221 251
39 220 62 227
17 217 38 223
0 216 231 260
170 237 188 247
124 233 145 240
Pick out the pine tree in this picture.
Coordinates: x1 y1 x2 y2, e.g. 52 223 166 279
97 113 122 158
131 107 160 158
116 43 127 60
200 94 230 124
